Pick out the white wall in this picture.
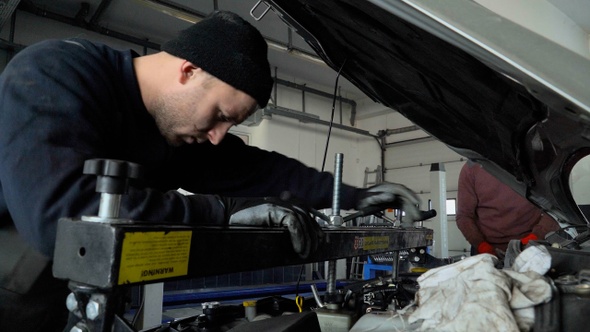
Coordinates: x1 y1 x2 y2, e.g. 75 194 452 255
232 92 378 189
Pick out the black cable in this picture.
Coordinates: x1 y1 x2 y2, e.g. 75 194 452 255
321 59 347 172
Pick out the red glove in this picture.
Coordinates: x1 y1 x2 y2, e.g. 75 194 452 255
477 241 495 255
520 233 538 245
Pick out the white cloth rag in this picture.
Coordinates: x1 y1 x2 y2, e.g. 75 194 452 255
408 246 552 332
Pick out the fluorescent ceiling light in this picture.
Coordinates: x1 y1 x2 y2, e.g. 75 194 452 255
134 0 204 24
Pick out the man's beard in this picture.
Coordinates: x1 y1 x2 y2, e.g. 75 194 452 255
150 94 186 146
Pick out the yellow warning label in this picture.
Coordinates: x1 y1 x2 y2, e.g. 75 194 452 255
118 230 192 285
364 236 389 250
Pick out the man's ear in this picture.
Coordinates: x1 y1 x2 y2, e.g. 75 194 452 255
179 60 199 83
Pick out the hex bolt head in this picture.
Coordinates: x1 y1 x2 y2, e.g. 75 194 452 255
66 293 78 312
86 300 101 320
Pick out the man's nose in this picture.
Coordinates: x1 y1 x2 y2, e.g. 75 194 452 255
208 122 233 145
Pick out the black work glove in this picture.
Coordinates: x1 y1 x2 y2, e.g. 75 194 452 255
356 182 421 223
219 197 323 258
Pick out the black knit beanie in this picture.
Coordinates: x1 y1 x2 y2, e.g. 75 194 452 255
162 10 273 108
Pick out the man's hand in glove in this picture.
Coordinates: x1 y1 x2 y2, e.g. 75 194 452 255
356 182 421 222
219 197 322 259
477 241 496 255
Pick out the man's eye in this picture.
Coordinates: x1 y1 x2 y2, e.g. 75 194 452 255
219 113 237 125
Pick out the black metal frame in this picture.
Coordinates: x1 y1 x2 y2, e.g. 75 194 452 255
52 217 433 331
54 218 433 287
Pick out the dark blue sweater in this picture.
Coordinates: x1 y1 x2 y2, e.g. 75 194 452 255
0 39 359 258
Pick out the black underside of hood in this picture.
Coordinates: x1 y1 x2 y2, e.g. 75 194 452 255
268 0 590 226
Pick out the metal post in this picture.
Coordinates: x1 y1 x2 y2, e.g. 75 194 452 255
98 193 122 219
430 163 448 258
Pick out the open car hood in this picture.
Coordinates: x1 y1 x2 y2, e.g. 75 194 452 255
266 0 590 226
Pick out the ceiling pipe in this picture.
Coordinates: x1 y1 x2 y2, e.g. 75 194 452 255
19 0 160 50
276 77 356 109
275 77 357 126
384 136 436 147
378 125 422 137
262 105 376 138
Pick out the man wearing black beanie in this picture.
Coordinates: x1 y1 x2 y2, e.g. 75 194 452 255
0 10 421 331
161 11 274 109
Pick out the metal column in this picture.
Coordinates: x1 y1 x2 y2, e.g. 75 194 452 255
429 163 448 258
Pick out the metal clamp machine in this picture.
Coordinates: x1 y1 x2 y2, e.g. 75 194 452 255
53 155 436 332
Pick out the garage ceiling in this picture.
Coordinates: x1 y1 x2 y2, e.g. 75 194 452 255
7 0 590 104
12 0 365 99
